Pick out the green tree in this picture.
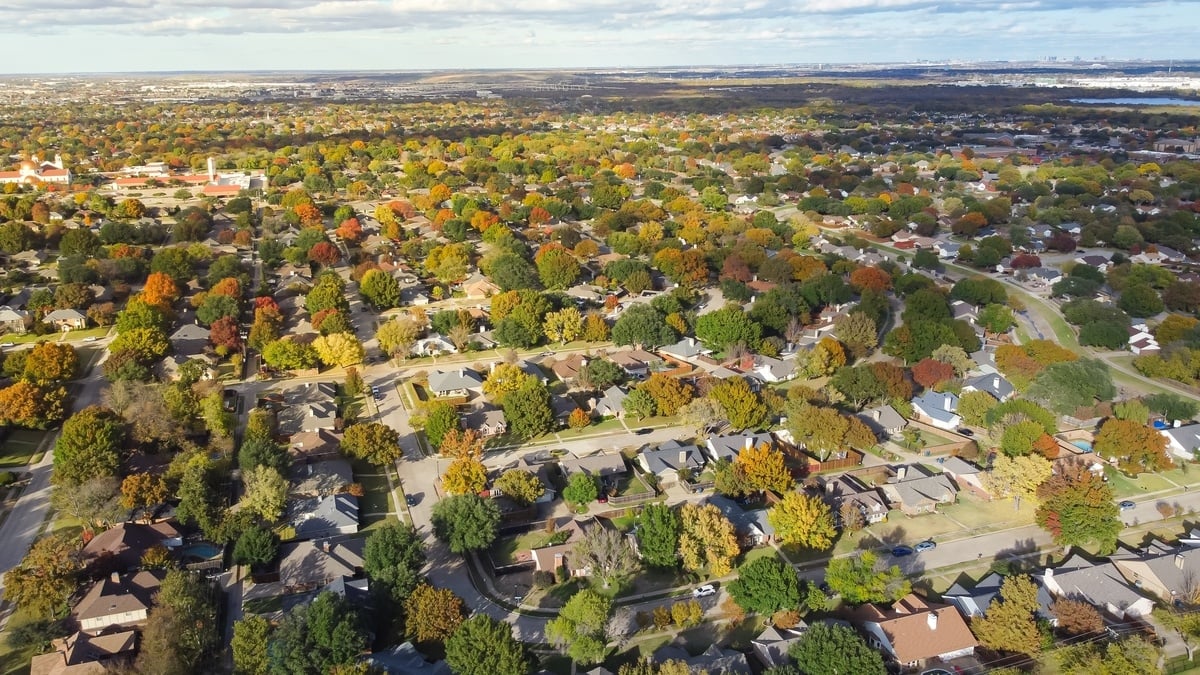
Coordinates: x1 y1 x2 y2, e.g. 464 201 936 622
824 552 910 605
562 472 599 506
971 575 1042 655
341 422 401 466
581 359 625 390
727 556 802 615
1026 359 1114 416
445 614 533 675
233 525 279 567
536 247 581 290
359 269 402 309
175 453 222 538
788 623 886 675
364 522 426 605
1036 460 1121 554
547 590 612 665
2 533 81 618
137 571 220 675
232 616 272 675
622 387 657 420
501 381 553 439
431 494 501 554
636 503 681 569
241 466 288 522
423 402 459 448
269 591 367 675
197 293 240 326
52 406 125 486
957 390 999 427
611 303 677 349
573 526 640 589
262 339 319 370
768 492 836 550
695 305 762 351
834 311 878 357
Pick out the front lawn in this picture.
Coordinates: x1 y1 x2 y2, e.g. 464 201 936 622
0 605 46 675
942 495 1036 531
0 429 48 469
243 595 284 614
1103 466 1176 499
489 529 571 566
614 473 655 499
866 510 963 544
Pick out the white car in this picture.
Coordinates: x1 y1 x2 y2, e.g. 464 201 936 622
692 584 716 598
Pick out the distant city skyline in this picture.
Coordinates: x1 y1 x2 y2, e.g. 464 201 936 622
1 0 1198 74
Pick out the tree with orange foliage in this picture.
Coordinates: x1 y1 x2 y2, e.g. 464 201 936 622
912 358 955 389
849 267 892 294
429 184 452 204
335 217 362 243
209 277 241 298
141 272 179 308
308 242 341 267
293 202 322 227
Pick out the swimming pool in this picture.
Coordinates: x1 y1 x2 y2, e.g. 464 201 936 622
1072 440 1093 452
179 542 222 560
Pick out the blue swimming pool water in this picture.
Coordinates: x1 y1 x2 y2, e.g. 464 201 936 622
179 543 221 559
1072 440 1093 452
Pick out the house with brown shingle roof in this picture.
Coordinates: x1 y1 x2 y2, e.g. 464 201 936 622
73 570 165 634
852 593 978 670
82 522 181 572
30 630 137 675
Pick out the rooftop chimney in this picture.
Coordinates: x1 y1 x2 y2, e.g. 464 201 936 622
321 540 331 553
1176 554 1186 570
873 409 881 421
943 396 952 412
111 572 121 584
993 376 1001 391
927 612 938 631
744 436 754 451
679 450 688 465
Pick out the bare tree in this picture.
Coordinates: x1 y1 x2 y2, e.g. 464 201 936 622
573 525 640 589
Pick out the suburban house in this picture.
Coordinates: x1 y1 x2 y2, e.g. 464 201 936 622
530 517 602 578
591 386 629 418
910 391 962 431
652 645 751 675
289 458 353 497
857 404 908 439
961 374 1015 402
638 440 705 484
279 382 339 436
82 522 182 572
935 241 962 259
364 642 451 675
879 465 958 515
752 624 808 668
42 308 87 330
1160 422 1200 461
609 349 659 380
462 406 507 437
288 494 360 540
939 457 989 499
705 432 776 463
1111 538 1200 603
852 593 978 671
1128 324 1160 355
558 453 628 481
550 395 581 426
821 474 890 525
551 353 588 383
73 570 165 634
461 273 501 299
942 572 1004 618
414 335 456 356
708 495 775 546
0 305 32 334
427 368 484 398
289 429 342 464
277 537 364 592
169 323 212 356
1042 553 1155 620
659 337 713 362
949 300 977 324
750 354 795 383
30 630 138 675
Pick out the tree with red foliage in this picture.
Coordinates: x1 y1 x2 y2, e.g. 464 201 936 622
528 206 552 226
308 241 341 267
720 254 752 283
335 217 363 243
210 316 242 351
253 296 279 312
869 361 912 400
849 267 892 294
912 358 955 389
1010 254 1042 269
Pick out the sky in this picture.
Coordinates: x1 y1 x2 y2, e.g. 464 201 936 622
2 0 1199 74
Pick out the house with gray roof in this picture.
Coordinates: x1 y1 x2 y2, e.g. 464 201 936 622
750 354 795 383
277 537 364 591
654 644 750 675
558 453 627 480
462 405 507 437
288 494 359 540
0 305 31 334
42 308 87 330
414 335 456 356
279 382 339 436
659 337 712 361
950 300 977 323
879 465 958 516
752 625 808 668
364 641 451 675
170 323 211 356
1160 422 1200 462
940 457 989 499
708 495 775 545
942 571 1004 619
1043 553 1154 619
289 458 353 497
1112 540 1200 603
910 391 961 431
705 432 775 463
427 368 484 398
821 474 889 526
857 404 907 438
638 440 704 484
592 385 628 418
962 373 1015 402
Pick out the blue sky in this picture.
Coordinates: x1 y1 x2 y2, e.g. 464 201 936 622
2 0 1198 73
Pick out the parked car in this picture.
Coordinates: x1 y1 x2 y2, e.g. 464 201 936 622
634 428 652 435
692 584 716 598
891 545 915 557
1119 500 1136 512
405 494 418 507
915 540 937 552
956 428 974 437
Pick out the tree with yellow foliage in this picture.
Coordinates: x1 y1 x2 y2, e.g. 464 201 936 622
734 443 794 494
442 457 488 496
768 492 836 550
678 503 739 576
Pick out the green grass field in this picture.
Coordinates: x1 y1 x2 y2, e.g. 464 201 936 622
0 429 47 469
1103 466 1176 499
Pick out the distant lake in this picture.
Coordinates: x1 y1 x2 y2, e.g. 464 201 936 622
1069 97 1200 107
